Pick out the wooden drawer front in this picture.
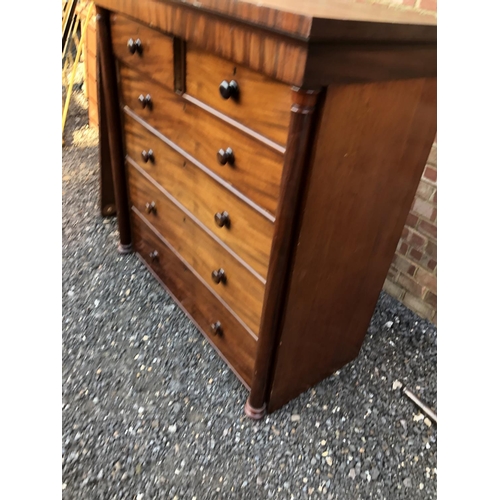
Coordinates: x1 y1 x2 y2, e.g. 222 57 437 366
128 164 265 335
119 65 284 215
110 13 174 90
131 211 257 388
124 114 274 279
186 46 291 147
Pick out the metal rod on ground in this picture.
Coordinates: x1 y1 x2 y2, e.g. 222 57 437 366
62 3 93 142
403 387 437 424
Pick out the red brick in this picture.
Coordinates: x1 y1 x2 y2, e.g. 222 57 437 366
406 212 419 229
408 229 427 250
392 253 417 276
409 247 423 262
432 190 437 204
412 198 434 220
418 219 437 239
383 278 405 301
402 292 434 321
386 265 399 281
416 181 435 201
427 259 437 272
423 166 437 183
423 290 437 308
401 227 410 240
415 268 437 294
419 0 437 12
430 208 437 222
397 273 424 298
426 240 437 260
398 241 409 255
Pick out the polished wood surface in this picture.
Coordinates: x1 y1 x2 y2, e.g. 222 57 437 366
185 45 291 146
119 64 284 215
110 12 174 89
96 7 132 252
97 50 116 216
123 114 274 278
267 78 437 412
96 0 436 86
96 0 308 85
247 88 320 416
96 0 436 41
97 0 438 418
164 0 437 38
303 43 437 86
127 164 266 335
132 211 257 388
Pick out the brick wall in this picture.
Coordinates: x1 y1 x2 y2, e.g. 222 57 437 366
354 0 438 323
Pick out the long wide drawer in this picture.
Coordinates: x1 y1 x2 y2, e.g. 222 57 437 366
185 45 291 147
110 13 174 90
127 163 265 336
119 64 284 215
123 113 274 279
131 210 257 388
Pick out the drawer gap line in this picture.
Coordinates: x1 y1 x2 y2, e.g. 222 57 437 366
124 106 276 223
132 206 260 342
183 93 287 154
128 157 267 285
135 252 253 391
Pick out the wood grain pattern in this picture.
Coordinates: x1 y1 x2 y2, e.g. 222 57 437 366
96 0 436 42
246 88 321 415
96 0 435 86
97 7 132 251
127 163 266 335
96 0 309 85
131 210 257 388
119 64 284 215
110 12 175 89
303 42 437 86
123 113 274 278
267 78 437 413
185 44 291 146
97 49 116 216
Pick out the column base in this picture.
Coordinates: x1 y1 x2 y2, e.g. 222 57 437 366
118 242 133 254
244 398 266 420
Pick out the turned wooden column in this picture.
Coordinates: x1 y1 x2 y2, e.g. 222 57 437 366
245 88 321 419
96 7 132 253
97 48 116 217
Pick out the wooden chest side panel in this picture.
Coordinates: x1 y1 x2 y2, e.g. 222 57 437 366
267 78 437 412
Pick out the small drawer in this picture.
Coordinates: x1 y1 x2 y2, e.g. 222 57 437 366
110 13 174 90
127 164 266 336
119 65 284 216
131 211 257 388
186 45 291 147
124 114 274 279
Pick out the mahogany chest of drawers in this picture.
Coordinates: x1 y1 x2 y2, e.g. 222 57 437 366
95 0 437 418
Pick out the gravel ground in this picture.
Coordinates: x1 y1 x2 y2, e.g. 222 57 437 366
62 85 437 500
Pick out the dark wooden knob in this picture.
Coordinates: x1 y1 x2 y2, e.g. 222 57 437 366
219 80 239 100
211 268 226 284
138 94 152 109
127 38 142 55
217 147 234 166
145 201 156 214
210 321 223 336
149 250 159 262
141 149 154 163
214 211 230 228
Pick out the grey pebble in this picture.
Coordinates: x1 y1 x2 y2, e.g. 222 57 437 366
62 86 437 500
